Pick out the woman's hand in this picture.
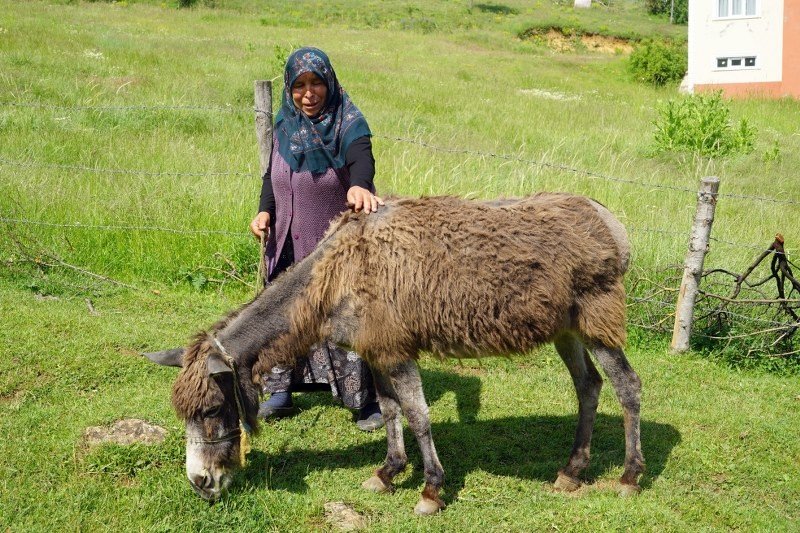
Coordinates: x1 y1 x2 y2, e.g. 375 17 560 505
249 211 271 240
347 186 384 214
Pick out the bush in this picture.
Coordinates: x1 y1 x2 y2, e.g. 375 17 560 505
653 92 757 157
628 39 687 86
646 0 688 24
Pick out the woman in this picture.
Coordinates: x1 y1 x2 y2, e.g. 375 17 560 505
249 47 385 432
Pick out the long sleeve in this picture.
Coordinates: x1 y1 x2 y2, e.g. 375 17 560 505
258 156 276 220
345 135 375 191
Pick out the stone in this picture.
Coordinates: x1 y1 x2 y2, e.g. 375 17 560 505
323 501 367 531
83 418 167 446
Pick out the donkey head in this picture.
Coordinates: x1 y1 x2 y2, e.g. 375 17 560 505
145 336 259 501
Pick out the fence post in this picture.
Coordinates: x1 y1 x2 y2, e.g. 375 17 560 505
254 80 273 291
671 176 721 352
254 80 273 180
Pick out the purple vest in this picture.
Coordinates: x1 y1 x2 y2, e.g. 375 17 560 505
266 139 369 276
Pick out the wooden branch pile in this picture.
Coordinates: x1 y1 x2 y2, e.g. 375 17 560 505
695 234 800 358
630 233 800 363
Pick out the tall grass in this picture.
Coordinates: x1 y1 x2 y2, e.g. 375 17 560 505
2 0 798 289
2 2 800 530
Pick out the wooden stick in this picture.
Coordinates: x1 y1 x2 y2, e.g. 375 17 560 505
254 80 273 295
671 176 720 352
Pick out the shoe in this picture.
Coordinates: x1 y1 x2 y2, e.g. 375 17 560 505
356 402 384 432
258 392 297 420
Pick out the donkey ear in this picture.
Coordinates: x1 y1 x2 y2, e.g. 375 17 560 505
207 352 233 377
142 348 185 367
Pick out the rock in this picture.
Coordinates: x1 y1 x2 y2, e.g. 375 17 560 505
83 418 167 446
323 502 367 531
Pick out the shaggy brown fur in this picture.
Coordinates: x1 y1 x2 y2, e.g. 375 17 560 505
255 193 627 376
165 193 642 506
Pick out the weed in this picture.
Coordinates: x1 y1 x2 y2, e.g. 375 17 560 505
628 38 686 86
652 92 757 157
762 140 781 164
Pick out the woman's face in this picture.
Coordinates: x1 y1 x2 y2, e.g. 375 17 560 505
291 72 328 117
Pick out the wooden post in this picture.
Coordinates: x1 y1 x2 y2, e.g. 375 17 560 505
254 80 273 292
671 176 721 352
254 80 273 178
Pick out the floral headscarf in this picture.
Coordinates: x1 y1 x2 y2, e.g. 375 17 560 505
274 47 371 174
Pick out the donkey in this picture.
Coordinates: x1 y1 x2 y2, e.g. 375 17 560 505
144 193 643 514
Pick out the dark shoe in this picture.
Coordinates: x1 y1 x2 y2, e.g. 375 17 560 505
356 402 384 432
258 392 296 420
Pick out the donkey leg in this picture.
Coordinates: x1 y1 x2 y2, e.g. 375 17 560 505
362 367 407 494
388 360 445 515
590 343 645 495
553 333 603 492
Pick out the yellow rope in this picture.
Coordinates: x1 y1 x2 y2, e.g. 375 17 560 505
239 425 251 467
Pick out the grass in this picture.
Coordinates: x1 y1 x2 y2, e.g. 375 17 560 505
1 0 800 529
2 0 798 285
1 281 799 530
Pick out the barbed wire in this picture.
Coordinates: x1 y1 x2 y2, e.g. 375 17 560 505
0 101 248 113
708 236 772 251
628 226 687 237
0 157 254 178
375 135 800 207
0 215 789 257
4 100 800 206
374 134 701 194
0 217 248 236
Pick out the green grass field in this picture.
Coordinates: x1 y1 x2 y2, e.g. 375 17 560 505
1 0 799 530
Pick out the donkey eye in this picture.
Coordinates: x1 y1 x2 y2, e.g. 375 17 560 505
203 406 222 418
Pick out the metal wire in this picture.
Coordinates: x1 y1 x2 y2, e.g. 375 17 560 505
0 217 248 236
0 157 254 178
4 100 800 206
0 102 247 113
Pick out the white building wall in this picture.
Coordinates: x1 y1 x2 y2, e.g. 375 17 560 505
688 1 784 88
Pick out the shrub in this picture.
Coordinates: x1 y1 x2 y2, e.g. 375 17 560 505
628 39 687 86
652 92 757 157
646 0 688 24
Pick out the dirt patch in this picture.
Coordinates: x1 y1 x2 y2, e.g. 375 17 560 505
582 34 634 54
83 418 167 447
0 388 26 407
323 502 367 531
521 27 635 55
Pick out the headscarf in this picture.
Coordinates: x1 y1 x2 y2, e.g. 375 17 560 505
274 47 371 174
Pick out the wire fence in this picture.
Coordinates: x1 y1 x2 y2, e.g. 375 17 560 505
2 99 799 364
1 99 796 252
4 100 800 200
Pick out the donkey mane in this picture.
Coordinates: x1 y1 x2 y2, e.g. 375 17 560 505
171 333 216 419
171 332 260 432
255 193 628 375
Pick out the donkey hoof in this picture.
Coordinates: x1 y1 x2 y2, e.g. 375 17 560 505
554 472 582 492
413 497 444 516
361 475 391 494
618 483 641 497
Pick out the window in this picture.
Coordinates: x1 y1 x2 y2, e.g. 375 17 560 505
715 56 757 69
717 0 757 18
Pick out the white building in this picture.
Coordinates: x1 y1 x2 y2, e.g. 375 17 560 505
686 0 800 98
